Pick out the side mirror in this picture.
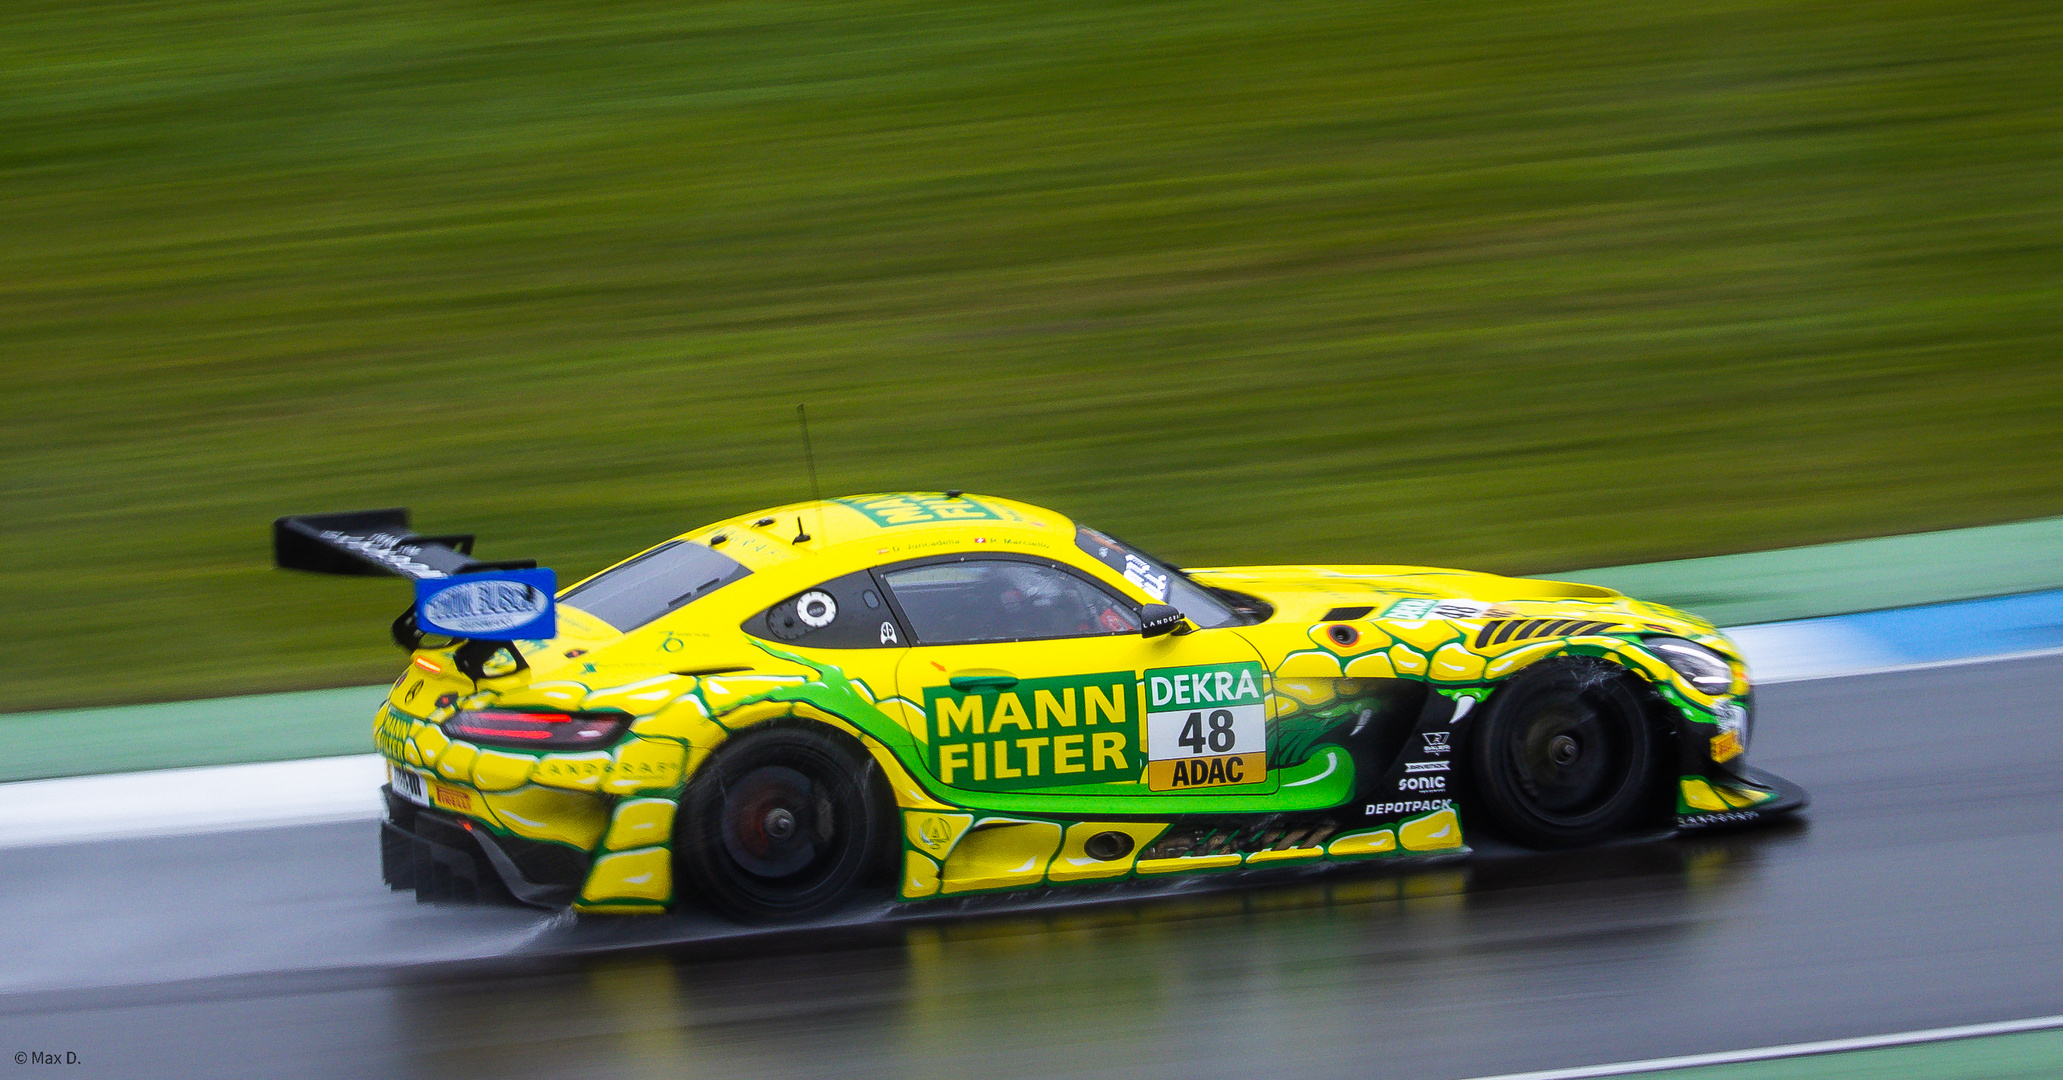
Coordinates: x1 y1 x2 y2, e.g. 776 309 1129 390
1140 604 1188 638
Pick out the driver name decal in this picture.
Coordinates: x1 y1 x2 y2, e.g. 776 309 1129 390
924 671 1139 791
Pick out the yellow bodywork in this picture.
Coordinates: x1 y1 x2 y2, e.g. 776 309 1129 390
373 492 1759 912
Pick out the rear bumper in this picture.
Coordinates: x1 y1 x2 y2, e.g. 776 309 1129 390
380 785 592 909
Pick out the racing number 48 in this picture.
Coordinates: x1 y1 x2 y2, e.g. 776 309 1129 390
1177 709 1238 754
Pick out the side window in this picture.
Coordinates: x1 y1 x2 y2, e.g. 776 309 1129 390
746 570 906 649
561 540 752 633
1075 525 1248 629
880 559 1143 645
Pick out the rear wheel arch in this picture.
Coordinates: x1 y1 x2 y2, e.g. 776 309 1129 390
672 718 898 921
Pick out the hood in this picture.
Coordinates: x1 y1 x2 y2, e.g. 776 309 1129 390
1190 563 1720 637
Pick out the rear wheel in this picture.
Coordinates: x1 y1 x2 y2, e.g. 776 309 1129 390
1468 658 1659 848
676 725 889 922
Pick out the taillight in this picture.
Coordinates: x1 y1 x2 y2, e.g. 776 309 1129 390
442 708 632 750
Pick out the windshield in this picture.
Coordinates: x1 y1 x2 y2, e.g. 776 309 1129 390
560 540 751 633
1073 525 1247 629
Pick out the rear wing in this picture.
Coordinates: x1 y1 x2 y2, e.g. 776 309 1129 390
272 509 534 580
274 510 554 657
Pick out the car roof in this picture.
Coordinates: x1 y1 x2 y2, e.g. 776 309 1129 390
665 492 1080 574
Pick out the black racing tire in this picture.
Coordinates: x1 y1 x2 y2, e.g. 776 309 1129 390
1467 657 1660 848
675 724 891 922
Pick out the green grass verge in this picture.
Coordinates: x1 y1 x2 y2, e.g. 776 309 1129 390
4 0 2062 710
1643 1028 2063 1080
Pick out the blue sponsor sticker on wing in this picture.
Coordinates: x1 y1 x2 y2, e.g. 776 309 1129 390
415 569 557 640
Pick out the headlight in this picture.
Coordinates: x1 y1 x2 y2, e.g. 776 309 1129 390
1714 698 1752 754
1645 637 1735 695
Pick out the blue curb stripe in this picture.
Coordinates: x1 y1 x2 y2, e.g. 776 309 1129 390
1731 588 2063 683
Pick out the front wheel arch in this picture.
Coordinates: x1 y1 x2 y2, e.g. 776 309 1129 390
1460 656 1674 848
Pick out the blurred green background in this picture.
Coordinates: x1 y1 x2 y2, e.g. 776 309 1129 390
3 0 2060 710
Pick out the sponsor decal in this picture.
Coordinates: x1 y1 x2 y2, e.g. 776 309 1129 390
1677 810 1760 829
432 781 474 813
376 707 414 759
1365 799 1453 816
1151 754 1261 789
1383 598 1440 620
1422 731 1452 755
879 621 899 645
925 671 1138 791
837 493 1002 528
319 529 450 578
415 568 557 640
1145 662 1268 790
1404 761 1450 773
392 766 428 805
1710 700 1748 762
1397 775 1446 792
1383 598 1505 621
1122 553 1171 602
917 816 954 852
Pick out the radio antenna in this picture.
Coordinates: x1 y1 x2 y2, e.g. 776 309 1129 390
797 404 822 504
794 404 821 544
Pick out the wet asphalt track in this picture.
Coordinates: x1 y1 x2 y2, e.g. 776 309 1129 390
3 656 2061 1080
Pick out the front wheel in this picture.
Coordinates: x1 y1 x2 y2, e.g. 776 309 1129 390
1467 658 1660 848
675 725 890 922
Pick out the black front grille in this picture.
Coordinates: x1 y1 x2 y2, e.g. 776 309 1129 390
1474 618 1620 649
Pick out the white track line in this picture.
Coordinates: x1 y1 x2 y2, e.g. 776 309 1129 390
1454 1013 2063 1080
0 755 385 850
1753 643 2063 685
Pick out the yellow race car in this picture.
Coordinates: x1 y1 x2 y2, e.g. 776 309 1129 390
275 492 1804 920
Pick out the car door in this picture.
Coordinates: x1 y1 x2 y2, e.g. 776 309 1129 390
883 555 1273 798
